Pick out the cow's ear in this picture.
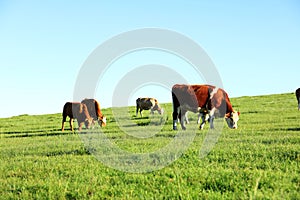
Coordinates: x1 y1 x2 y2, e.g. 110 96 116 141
238 111 240 116
225 113 231 118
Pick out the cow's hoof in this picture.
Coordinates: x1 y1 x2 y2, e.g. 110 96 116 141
182 127 186 130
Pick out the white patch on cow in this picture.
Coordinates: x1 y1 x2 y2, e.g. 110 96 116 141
158 108 164 115
225 111 239 129
173 120 177 127
184 112 190 124
210 87 219 100
197 108 209 124
102 116 107 125
209 107 217 129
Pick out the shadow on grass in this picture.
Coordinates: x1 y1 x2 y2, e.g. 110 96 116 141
155 133 177 138
2 128 86 138
286 127 300 131
45 148 90 157
270 127 300 132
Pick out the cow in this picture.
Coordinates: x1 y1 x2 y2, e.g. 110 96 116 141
296 88 300 111
136 97 164 117
81 98 107 127
172 84 240 130
61 102 94 131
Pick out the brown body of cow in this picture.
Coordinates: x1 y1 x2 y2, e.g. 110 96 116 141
81 98 107 127
61 102 94 131
136 97 164 117
172 84 240 130
296 88 300 111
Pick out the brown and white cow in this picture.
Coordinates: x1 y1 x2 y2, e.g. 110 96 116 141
172 84 240 130
296 88 300 111
136 97 164 117
81 98 107 127
61 102 94 131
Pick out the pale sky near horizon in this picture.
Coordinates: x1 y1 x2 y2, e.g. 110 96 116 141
0 1 299 118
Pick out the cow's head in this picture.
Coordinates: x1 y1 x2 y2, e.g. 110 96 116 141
100 116 107 127
158 108 164 115
225 111 240 129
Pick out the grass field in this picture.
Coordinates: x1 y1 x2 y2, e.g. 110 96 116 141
0 93 299 199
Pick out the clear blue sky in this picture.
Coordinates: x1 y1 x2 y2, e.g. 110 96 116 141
1 1 299 118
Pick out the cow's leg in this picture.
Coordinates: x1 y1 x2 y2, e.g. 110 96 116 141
172 108 179 130
61 121 65 131
209 107 216 129
140 109 143 117
179 109 187 130
70 119 74 131
199 113 206 130
185 112 190 124
62 114 68 131
197 112 201 124
78 121 82 131
150 108 154 115
136 106 139 117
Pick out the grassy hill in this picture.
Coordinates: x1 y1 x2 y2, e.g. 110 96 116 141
0 93 299 199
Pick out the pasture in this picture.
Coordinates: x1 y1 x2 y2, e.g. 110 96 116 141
0 93 299 199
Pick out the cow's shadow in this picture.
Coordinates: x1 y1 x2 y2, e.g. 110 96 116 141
270 127 300 132
286 127 300 131
132 115 149 120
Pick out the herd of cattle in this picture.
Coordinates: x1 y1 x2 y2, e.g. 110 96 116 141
62 85 300 131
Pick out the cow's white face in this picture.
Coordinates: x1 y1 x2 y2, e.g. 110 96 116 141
158 108 164 115
101 116 107 127
225 111 240 129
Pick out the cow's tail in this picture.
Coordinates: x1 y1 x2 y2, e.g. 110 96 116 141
62 103 69 121
172 87 180 130
136 98 140 116
136 98 141 105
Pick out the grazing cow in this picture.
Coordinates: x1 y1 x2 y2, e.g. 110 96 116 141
172 84 240 130
136 97 164 117
296 88 300 110
61 102 94 131
81 98 107 127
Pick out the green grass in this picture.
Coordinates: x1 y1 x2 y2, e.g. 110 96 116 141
0 93 299 199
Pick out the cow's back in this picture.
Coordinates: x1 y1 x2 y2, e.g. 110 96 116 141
137 98 154 110
63 102 83 118
172 84 210 112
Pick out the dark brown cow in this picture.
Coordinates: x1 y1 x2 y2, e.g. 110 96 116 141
61 102 94 131
81 98 107 127
296 88 300 111
172 84 240 130
136 97 164 117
